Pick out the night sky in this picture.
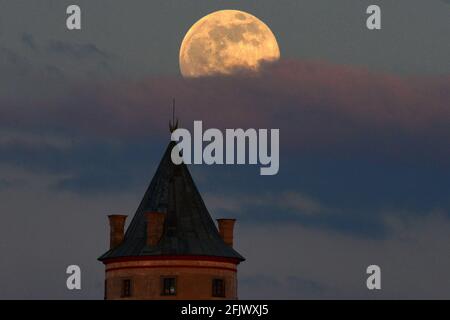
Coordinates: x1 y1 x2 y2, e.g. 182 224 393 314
0 0 449 299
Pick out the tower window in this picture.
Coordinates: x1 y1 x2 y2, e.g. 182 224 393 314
121 279 132 297
161 277 177 296
212 278 225 297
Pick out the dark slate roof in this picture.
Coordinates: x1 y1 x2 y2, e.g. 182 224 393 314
99 141 245 262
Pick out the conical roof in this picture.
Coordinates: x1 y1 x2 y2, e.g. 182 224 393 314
99 141 245 262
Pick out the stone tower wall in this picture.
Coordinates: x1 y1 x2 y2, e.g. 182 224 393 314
104 257 239 300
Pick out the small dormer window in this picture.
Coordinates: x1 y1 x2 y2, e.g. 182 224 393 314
212 278 225 297
161 277 177 296
121 279 132 297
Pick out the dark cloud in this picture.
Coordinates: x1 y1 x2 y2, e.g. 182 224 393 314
2 59 448 162
0 179 13 190
1 134 446 238
21 33 38 51
0 46 30 76
0 58 448 203
44 64 65 80
0 60 448 240
0 36 116 92
19 33 111 63
46 40 110 60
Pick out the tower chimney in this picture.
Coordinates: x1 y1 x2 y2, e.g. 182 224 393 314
217 219 236 247
108 215 127 249
146 211 165 246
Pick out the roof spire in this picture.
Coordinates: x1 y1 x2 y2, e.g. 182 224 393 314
169 98 179 133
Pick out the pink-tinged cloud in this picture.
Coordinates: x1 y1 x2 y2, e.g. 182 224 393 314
1 59 449 159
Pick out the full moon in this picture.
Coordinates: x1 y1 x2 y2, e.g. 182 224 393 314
179 10 280 78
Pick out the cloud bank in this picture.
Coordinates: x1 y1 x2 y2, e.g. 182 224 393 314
2 59 448 160
0 58 449 298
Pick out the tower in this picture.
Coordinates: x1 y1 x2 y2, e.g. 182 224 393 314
98 141 245 300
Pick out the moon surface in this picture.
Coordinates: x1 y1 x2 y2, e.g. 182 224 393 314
179 10 280 78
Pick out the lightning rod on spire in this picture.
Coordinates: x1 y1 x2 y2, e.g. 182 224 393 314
169 98 179 133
